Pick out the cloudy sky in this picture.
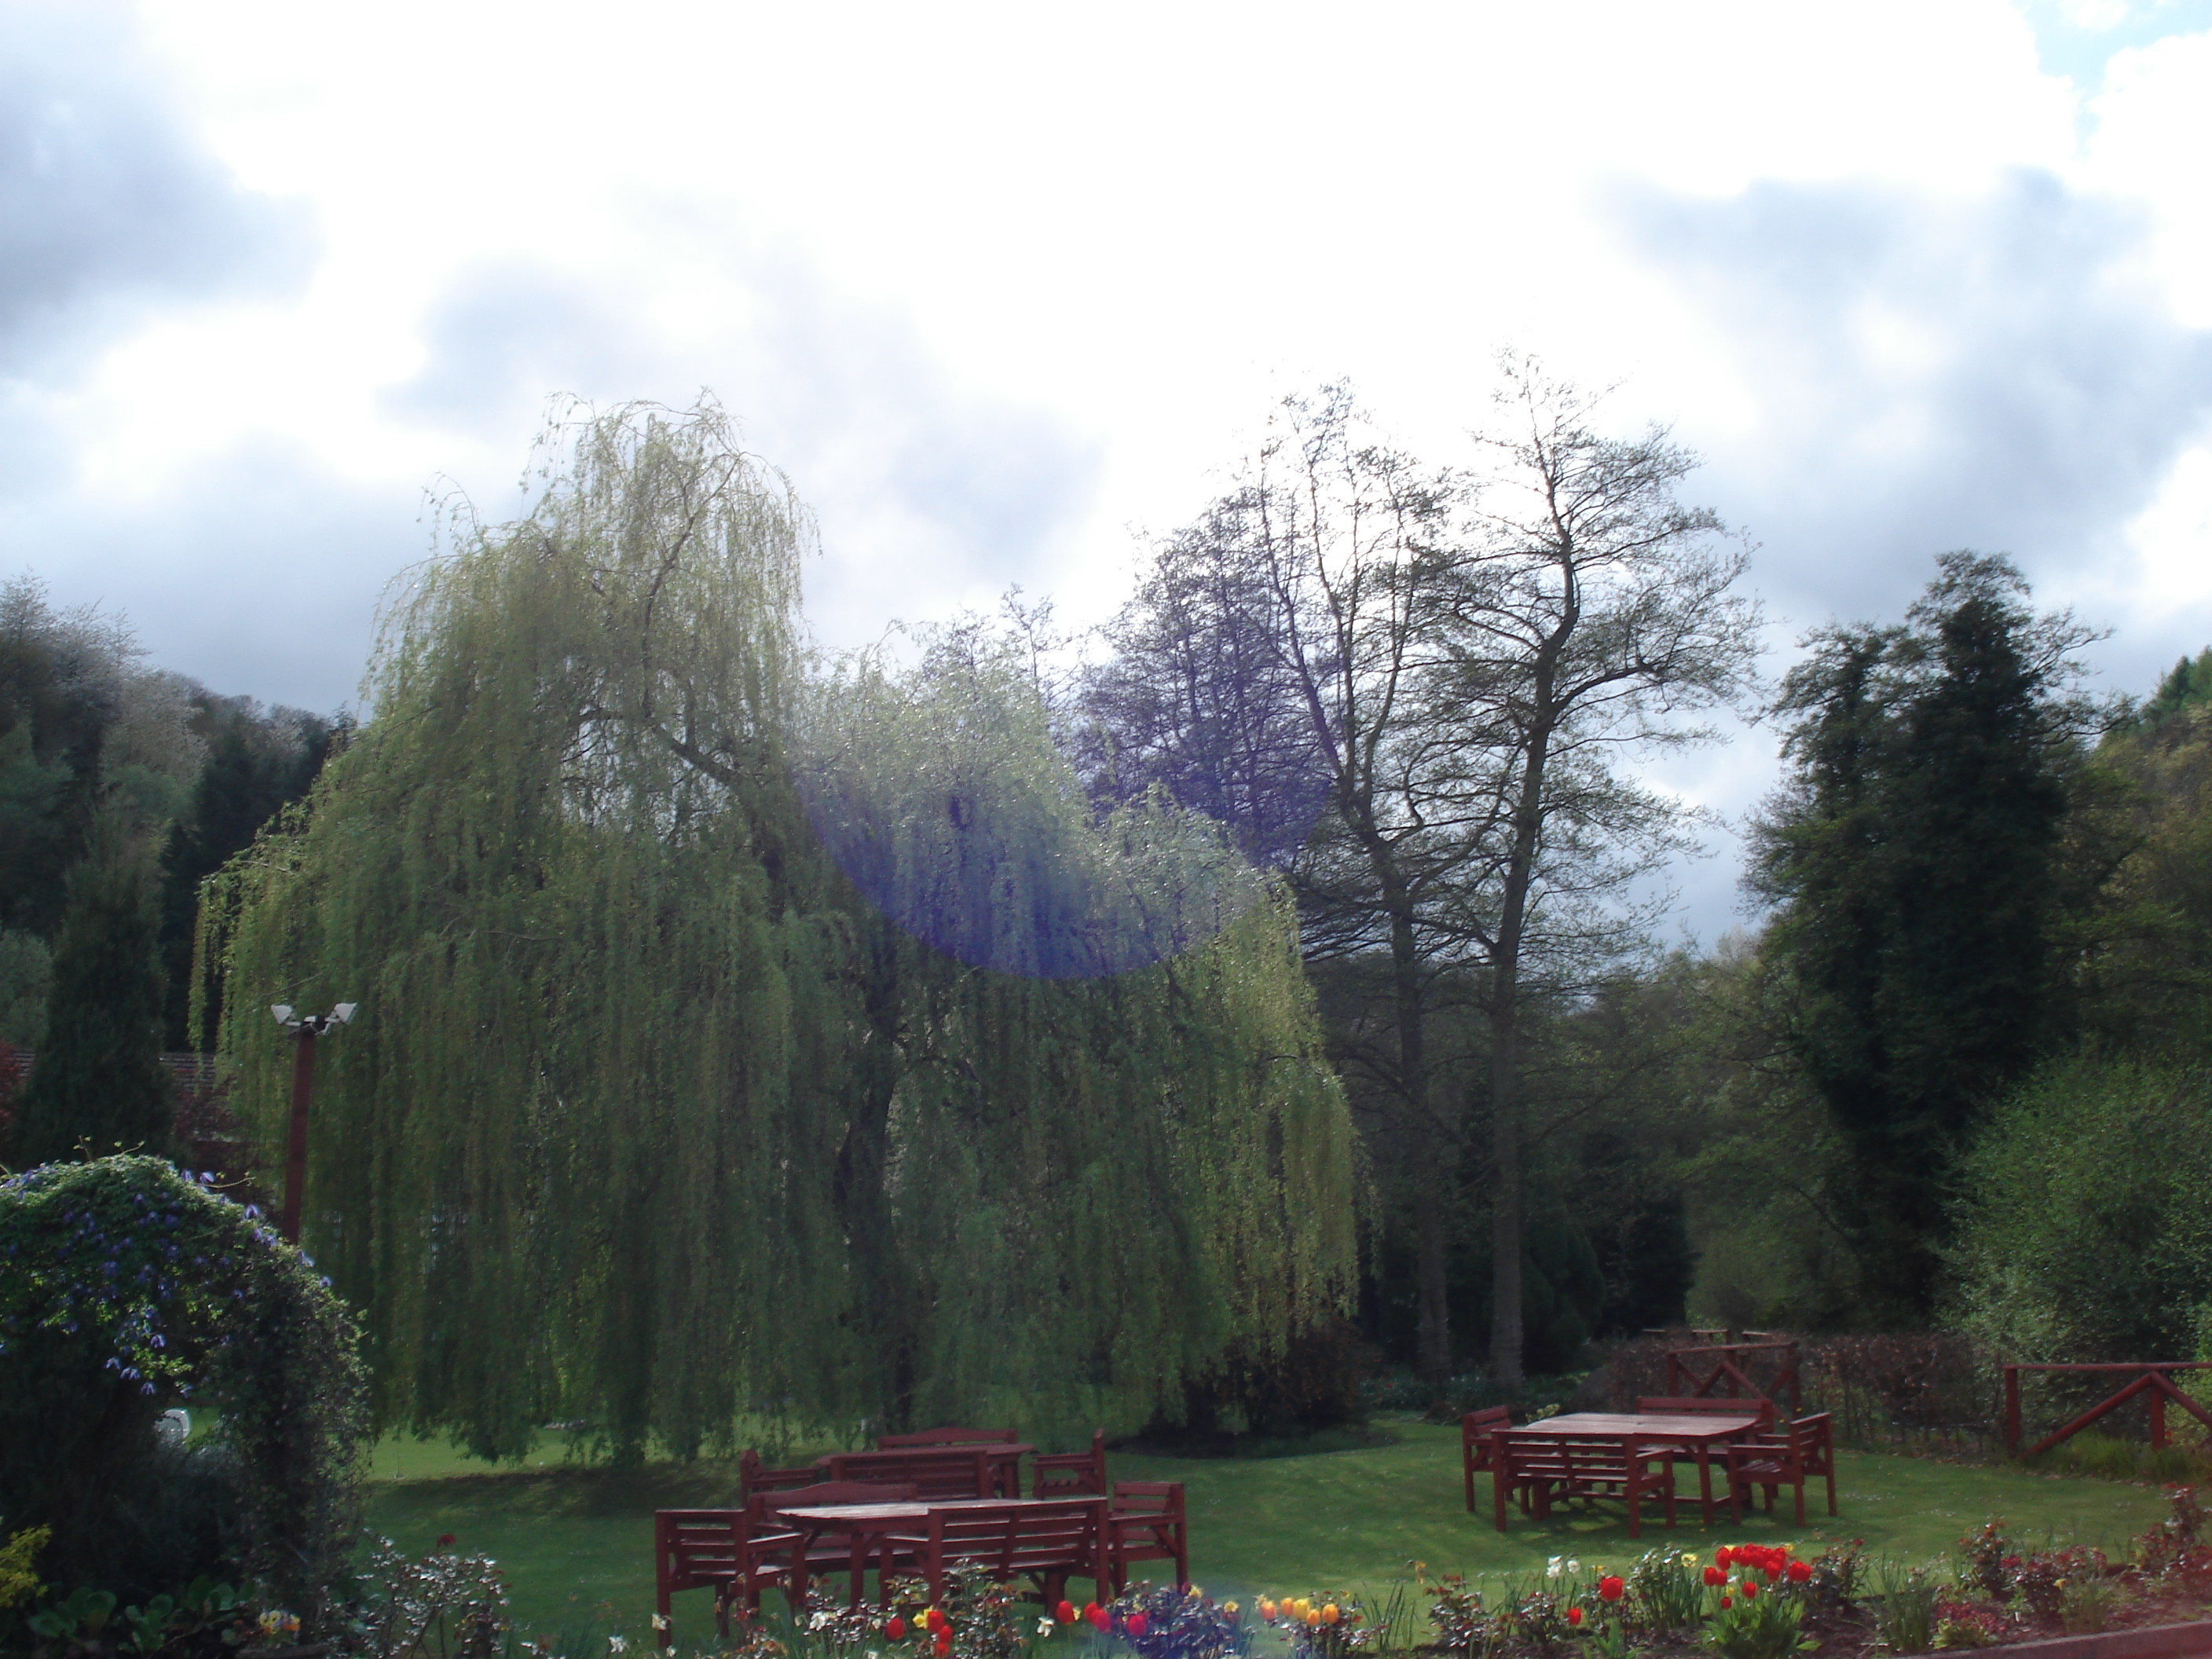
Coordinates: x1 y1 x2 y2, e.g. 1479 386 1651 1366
5 0 2210 934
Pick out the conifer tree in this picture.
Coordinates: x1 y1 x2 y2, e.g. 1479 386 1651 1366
1754 551 2097 1317
12 819 172 1166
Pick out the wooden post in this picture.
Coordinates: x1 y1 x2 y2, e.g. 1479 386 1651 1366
2151 1379 2169 1449
2004 1365 2021 1455
280 1025 317 1245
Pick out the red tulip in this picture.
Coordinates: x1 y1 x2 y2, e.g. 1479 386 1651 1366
1057 1602 1076 1625
925 1610 947 1635
1719 1596 1732 1610
1703 1566 1725 1587
885 1618 905 1640
1598 1577 1624 1603
1566 1608 1584 1627
1741 1582 1758 1601
1787 1562 1811 1584
1127 1615 1149 1637
1089 1608 1111 1632
934 1638 950 1658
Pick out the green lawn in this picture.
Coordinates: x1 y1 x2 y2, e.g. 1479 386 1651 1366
359 1419 2174 1646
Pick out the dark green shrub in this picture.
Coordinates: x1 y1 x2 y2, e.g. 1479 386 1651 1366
0 1155 367 1628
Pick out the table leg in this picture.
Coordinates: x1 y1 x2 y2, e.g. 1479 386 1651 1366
1695 1446 1716 1527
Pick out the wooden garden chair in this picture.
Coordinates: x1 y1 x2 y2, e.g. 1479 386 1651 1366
1553 1437 1677 1538
1033 1429 1108 1497
750 1480 919 1606
1724 1412 1822 1525
654 1508 798 1647
1108 1480 1188 1591
1461 1405 1513 1513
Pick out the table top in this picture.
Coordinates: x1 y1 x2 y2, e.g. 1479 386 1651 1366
777 1496 1103 1524
1503 1412 1763 1441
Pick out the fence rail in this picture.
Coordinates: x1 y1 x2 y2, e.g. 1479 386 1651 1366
1665 1340 1802 1412
2002 1363 2212 1457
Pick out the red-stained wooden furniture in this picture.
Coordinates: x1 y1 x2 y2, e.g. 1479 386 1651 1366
1636 1396 1778 1425
821 1445 1024 1499
749 1481 918 1605
1493 1412 1759 1530
1461 1405 1513 1513
1107 1481 1188 1592
654 1508 796 1647
1493 1433 1676 1538
1033 1429 1108 1498
782 1497 1111 1608
740 1447 824 1499
1726 1412 1835 1525
878 1426 1019 1448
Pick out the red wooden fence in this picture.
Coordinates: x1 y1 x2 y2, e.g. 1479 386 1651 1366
2002 1363 2212 1457
1665 1340 1802 1412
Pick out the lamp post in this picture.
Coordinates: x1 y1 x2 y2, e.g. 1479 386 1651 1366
271 1002 356 1244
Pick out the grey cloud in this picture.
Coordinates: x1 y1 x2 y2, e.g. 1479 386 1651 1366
383 244 1104 646
2 435 416 715
0 5 314 378
1610 169 2212 653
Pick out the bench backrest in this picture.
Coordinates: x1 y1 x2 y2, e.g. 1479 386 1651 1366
1461 1406 1512 1471
822 1448 992 1500
740 1448 826 1497
919 1497 1106 1577
877 1426 1017 1448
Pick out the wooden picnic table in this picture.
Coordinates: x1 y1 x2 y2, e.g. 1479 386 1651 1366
776 1496 1104 1606
1497 1412 1764 1528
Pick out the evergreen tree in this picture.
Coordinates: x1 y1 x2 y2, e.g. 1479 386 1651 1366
1754 552 2096 1317
11 821 172 1166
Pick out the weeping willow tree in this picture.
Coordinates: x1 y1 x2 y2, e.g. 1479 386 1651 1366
201 401 1357 1462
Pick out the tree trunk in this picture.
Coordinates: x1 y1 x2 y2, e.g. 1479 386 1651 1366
1487 983 1525 1390
1393 897 1451 1393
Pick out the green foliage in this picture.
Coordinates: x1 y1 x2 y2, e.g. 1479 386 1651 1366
1947 1056 2212 1364
9 825 172 1167
1869 1558 1941 1654
1753 551 2097 1318
0 928 49 1048
200 400 1358 1463
2137 648 2212 730
349 1537 510 1659
0 1155 368 1621
0 1525 48 1613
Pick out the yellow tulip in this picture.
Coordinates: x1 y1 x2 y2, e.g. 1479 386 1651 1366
1295 1599 1313 1618
1322 1605 1341 1626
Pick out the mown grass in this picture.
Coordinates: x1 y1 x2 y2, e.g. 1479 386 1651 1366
359 1417 2174 1646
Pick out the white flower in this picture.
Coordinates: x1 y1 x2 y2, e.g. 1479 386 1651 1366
610 1638 628 1654
811 1612 835 1631
651 1617 670 1634
1546 1557 1565 1580
1568 1559 1580 1576
1038 1620 1057 1636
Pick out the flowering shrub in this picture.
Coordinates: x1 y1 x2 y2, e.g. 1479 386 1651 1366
0 1155 368 1624
1699 1547 1812 1659
1932 1602 2004 1649
1255 1591 1381 1659
1094 1584 1247 1659
2136 1485 2212 1584
1413 1566 1489 1658
870 1568 1030 1659
347 1536 509 1659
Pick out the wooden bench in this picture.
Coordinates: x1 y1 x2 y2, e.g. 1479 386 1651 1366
822 1447 997 1500
878 1426 1017 1448
1495 1434 1676 1538
750 1481 918 1605
874 1498 1110 1606
740 1447 826 1498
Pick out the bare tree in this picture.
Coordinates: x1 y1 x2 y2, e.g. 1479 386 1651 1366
1442 357 1763 1385
1079 365 1761 1390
